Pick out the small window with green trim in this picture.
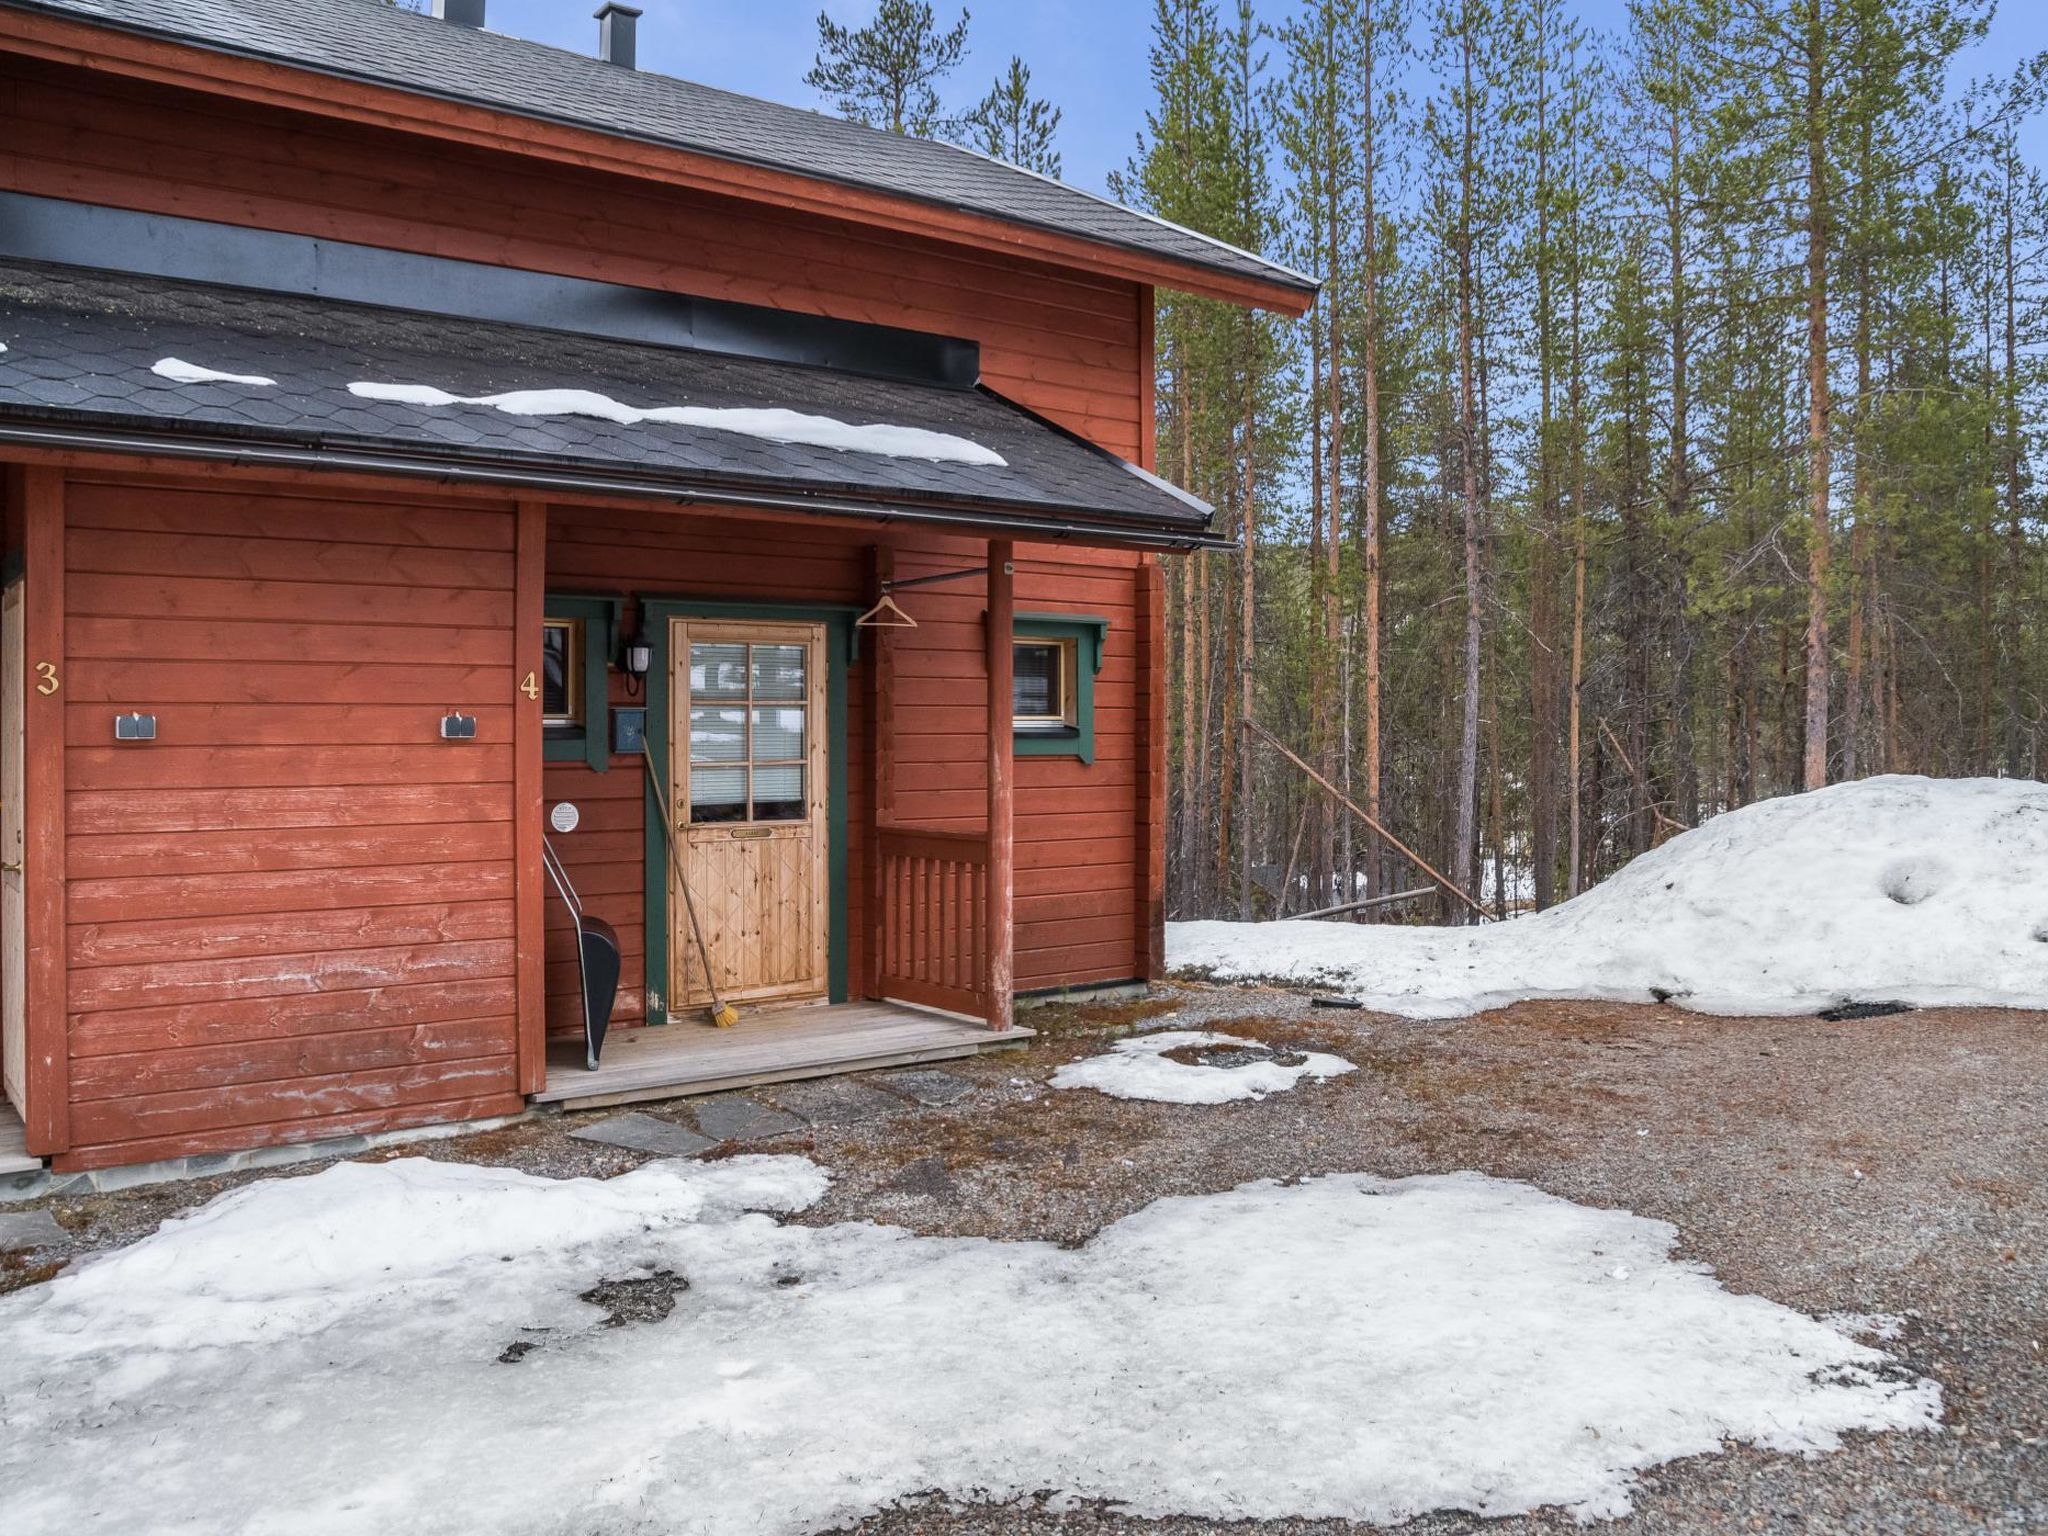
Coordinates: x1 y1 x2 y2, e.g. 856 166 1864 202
1011 614 1107 765
543 595 619 772
1013 637 1077 735
541 618 584 730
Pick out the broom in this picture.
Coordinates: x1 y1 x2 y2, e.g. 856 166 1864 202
641 742 740 1029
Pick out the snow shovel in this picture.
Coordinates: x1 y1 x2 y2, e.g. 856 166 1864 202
540 834 620 1070
640 742 741 1029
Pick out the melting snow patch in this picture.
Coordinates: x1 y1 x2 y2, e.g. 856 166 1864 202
1052 1028 1355 1103
0 1153 1938 1533
346 381 1006 465
1170 775 2048 1017
151 357 276 387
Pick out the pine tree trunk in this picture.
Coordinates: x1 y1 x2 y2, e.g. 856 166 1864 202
1238 350 1258 919
1361 10 1384 913
1452 28 1484 919
1800 16 1833 792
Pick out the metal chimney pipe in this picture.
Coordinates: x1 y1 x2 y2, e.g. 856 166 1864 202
432 0 486 26
595 3 642 68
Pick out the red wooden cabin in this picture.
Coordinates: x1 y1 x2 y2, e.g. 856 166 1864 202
0 0 1312 1175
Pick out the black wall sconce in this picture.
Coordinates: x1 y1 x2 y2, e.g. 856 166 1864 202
619 615 651 699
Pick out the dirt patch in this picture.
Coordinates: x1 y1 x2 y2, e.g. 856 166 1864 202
578 1268 689 1329
1019 993 1181 1040
1156 1041 1308 1069
0 1249 63 1293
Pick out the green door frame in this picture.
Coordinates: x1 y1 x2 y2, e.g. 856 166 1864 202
640 596 859 1018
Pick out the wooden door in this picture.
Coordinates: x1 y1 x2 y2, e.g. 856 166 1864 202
1 579 23 1117
670 621 829 1009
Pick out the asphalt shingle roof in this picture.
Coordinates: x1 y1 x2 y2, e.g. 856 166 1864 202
2 0 1315 302
0 261 1218 544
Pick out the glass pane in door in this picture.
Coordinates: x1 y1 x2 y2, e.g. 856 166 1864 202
751 643 807 700
688 707 746 762
750 705 806 761
689 765 746 823
751 764 805 821
690 642 747 700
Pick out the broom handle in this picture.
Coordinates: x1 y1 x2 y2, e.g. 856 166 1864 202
640 742 731 1020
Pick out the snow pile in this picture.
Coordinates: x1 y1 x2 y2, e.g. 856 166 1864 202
151 357 276 387
0 1154 1937 1532
346 381 1007 465
1171 775 2048 1017
1053 1028 1355 1103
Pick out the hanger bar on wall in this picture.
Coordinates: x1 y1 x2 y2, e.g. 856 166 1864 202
855 560 1015 628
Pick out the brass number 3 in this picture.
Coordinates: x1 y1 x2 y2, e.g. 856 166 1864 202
519 671 539 701
33 662 57 696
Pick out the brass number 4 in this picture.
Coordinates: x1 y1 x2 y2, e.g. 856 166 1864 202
520 671 539 701
33 662 57 696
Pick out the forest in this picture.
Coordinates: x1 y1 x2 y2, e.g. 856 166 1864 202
816 0 2048 923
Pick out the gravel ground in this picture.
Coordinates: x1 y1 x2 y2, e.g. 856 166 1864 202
4 982 2044 1533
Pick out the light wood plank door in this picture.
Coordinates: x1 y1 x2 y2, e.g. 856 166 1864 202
670 620 829 1009
1 578 24 1118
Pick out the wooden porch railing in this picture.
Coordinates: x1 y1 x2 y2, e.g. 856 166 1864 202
876 826 991 1020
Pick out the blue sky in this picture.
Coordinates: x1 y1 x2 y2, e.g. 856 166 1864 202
485 0 2048 198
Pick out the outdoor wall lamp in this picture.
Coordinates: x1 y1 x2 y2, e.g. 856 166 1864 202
620 617 651 698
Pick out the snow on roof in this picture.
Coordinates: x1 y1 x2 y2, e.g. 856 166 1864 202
345 381 1006 466
1171 775 2048 1018
0 1152 1937 1529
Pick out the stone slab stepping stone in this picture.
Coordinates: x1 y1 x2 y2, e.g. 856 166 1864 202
692 1097 803 1143
568 1112 714 1158
875 1068 975 1106
883 1154 958 1201
0 1208 66 1250
773 1078 907 1126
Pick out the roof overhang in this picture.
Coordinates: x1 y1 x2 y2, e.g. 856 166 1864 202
0 4 1319 318
0 418 1234 551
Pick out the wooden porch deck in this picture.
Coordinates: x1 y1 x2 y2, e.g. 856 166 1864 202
0 1102 36 1177
535 1000 1034 1112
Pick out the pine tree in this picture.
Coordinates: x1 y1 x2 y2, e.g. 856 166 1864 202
805 1 971 136
963 57 1063 175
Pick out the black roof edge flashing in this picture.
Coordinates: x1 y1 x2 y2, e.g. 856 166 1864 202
0 419 1234 552
0 192 982 390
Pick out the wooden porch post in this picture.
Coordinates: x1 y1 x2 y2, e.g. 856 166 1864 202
986 540 1014 1029
20 466 67 1155
512 499 547 1094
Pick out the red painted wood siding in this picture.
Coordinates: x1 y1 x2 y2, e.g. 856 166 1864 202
0 58 1147 463
541 503 1146 1024
58 476 526 1169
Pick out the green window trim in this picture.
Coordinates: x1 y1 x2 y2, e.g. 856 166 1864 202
639 596 858 1015
1012 613 1108 765
542 594 623 773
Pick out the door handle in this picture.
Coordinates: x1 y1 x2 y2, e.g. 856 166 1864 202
0 860 20 873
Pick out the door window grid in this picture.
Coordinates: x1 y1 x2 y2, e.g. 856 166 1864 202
688 640 808 824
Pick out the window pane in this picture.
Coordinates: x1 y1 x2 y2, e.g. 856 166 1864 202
752 764 804 821
751 705 806 761
689 765 746 824
1013 641 1060 720
688 707 745 763
542 621 578 723
751 643 807 701
690 642 747 700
